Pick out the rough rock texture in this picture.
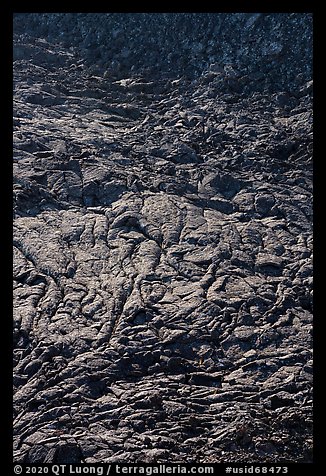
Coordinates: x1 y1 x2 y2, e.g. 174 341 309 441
13 13 313 463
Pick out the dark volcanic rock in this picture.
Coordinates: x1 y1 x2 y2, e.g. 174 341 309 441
13 13 312 464
13 13 312 92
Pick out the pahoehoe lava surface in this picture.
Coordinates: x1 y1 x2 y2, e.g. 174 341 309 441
13 13 313 463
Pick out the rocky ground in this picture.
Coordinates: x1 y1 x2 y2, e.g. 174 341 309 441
13 13 313 463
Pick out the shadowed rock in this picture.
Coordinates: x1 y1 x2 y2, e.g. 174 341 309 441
13 13 312 464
